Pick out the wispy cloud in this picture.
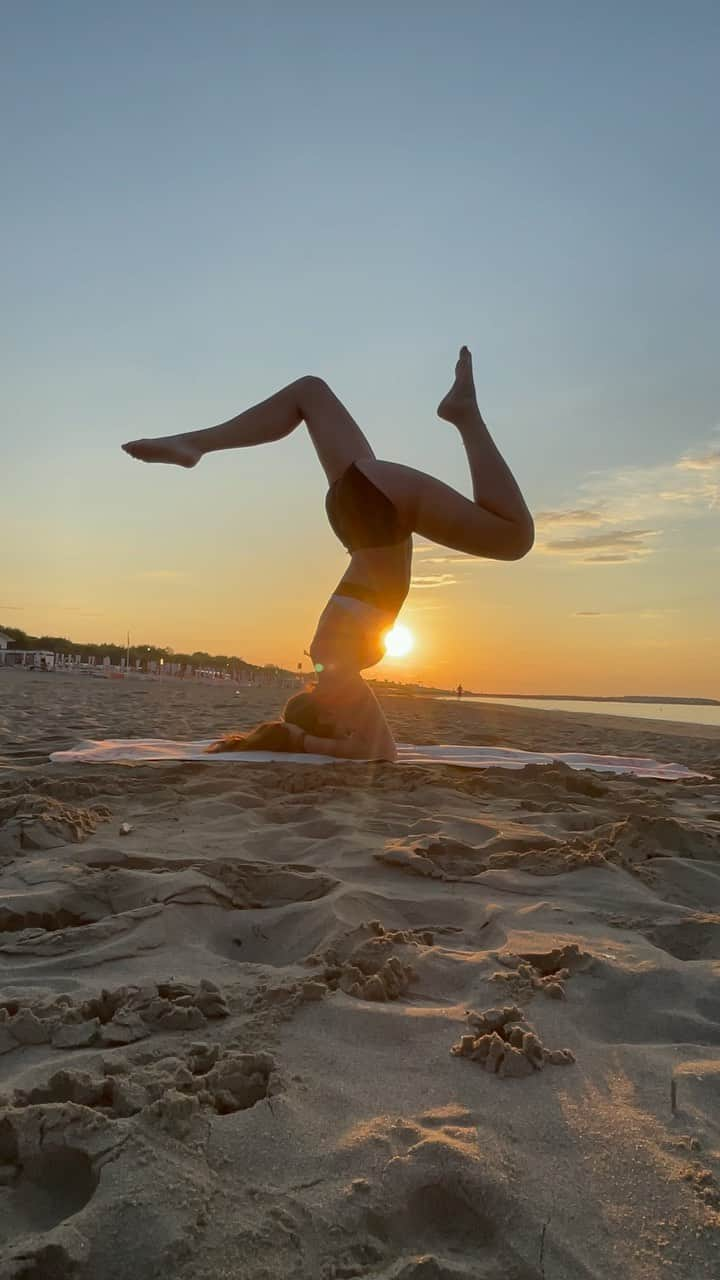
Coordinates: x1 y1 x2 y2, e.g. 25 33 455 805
0 605 23 611
585 554 634 563
414 554 477 565
413 433 718 575
655 489 706 504
574 608 672 618
535 430 719 566
410 574 458 589
542 528 659 563
585 436 720 521
535 508 605 528
676 447 720 472
545 529 659 553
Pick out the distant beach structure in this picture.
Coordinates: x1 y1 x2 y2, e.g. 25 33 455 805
0 648 55 669
0 632 10 650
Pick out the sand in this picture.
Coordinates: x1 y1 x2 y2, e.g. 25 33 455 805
1 667 719 1280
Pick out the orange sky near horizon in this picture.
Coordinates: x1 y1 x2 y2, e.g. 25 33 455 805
5 428 719 699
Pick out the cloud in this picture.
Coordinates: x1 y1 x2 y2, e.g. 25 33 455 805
574 607 672 617
535 508 605 528
545 529 658 552
542 528 659 563
588 439 719 520
418 431 718 576
413 554 477 565
0 605 23 611
676 448 720 472
410 574 458 589
655 489 705 503
583 553 644 564
536 431 719 565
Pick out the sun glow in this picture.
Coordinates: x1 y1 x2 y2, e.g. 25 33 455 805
383 624 414 658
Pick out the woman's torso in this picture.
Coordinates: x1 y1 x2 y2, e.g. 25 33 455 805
310 538 412 674
341 539 413 612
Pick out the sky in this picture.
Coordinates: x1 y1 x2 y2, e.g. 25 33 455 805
2 1 719 696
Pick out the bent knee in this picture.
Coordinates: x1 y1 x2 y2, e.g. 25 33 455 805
503 515 535 561
297 374 332 399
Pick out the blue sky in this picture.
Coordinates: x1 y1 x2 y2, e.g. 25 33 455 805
2 2 718 692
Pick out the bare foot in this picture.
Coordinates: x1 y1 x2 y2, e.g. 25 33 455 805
122 434 202 467
437 346 480 425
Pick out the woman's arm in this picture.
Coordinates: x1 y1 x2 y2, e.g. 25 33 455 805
341 680 397 761
303 732 396 763
206 721 297 753
288 681 397 762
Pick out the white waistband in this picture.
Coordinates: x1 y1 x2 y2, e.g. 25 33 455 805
331 593 388 618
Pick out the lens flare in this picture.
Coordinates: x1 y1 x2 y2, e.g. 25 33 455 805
383 624 414 658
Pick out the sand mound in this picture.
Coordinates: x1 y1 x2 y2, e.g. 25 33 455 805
306 920 425 1001
451 1003 575 1078
0 792 111 854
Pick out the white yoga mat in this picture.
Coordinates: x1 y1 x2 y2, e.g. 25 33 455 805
49 739 709 780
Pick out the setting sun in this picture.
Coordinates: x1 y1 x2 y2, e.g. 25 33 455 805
383 624 414 658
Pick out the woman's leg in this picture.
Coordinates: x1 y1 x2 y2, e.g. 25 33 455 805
122 376 374 485
123 348 533 560
360 348 534 561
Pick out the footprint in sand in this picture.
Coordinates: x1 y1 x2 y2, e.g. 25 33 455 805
0 857 338 962
348 1133 542 1279
638 914 720 961
0 1102 118 1279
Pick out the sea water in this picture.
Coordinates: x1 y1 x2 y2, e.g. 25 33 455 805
437 696 720 728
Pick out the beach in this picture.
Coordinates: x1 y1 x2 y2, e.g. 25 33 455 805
2 667 720 1279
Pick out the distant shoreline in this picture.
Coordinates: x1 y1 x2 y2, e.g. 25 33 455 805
464 694 720 707
373 682 720 707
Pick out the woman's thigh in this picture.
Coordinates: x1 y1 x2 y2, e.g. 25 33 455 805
360 458 517 559
301 378 375 484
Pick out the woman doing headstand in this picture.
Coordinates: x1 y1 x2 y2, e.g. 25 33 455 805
122 348 533 761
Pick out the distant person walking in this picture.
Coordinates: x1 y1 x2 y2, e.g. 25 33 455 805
456 683 464 699
123 348 533 760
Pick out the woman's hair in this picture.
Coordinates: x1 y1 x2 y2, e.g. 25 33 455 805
282 689 338 738
205 688 339 755
206 721 296 754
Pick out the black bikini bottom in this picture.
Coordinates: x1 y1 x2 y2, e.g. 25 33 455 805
326 462 411 552
334 580 389 610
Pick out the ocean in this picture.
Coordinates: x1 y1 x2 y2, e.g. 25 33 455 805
437 695 720 728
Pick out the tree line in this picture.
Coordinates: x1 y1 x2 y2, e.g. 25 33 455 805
0 625 294 680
